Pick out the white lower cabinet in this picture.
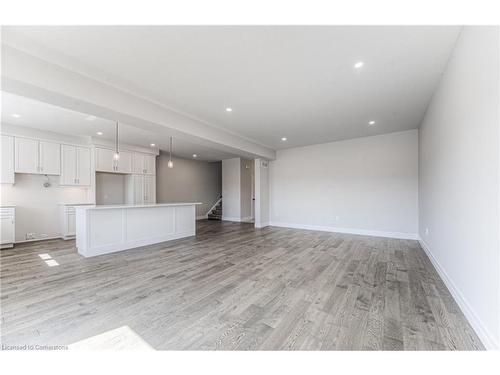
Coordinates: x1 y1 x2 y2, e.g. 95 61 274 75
125 175 156 204
0 207 16 248
60 204 92 240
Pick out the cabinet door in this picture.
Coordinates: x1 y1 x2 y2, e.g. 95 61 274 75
67 211 76 236
95 148 116 172
1 135 15 184
133 175 144 204
15 137 39 174
61 145 77 185
144 154 156 175
132 152 145 174
144 175 156 204
0 216 15 244
39 141 60 175
116 151 132 174
76 147 91 186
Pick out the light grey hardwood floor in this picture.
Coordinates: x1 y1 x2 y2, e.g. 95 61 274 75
0 220 483 350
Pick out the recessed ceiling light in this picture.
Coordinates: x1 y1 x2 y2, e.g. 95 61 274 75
150 143 156 147
11 113 20 118
192 154 198 158
85 115 97 121
368 120 376 125
96 131 103 135
225 107 233 112
354 61 364 69
281 137 287 141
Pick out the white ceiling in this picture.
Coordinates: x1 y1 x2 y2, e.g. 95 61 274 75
1 92 236 161
2 26 461 149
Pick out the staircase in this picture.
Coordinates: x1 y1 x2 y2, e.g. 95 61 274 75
207 198 222 220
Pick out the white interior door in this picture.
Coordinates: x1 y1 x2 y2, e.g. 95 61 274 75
15 137 39 174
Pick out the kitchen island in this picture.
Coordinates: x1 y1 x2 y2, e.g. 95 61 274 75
75 203 201 257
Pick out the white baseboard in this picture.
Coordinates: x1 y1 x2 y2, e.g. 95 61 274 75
222 216 254 223
269 221 418 240
15 235 61 244
255 221 270 228
418 238 498 350
222 216 242 222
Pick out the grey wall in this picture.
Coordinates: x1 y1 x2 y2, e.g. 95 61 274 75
96 172 126 205
269 130 419 237
156 152 222 217
418 26 499 349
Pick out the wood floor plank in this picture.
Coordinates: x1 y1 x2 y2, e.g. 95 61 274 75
0 220 483 350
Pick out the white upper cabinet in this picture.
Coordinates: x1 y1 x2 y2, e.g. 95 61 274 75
61 145 77 185
95 147 132 174
39 141 60 175
15 137 60 175
144 154 156 175
76 147 91 186
116 151 132 174
132 152 145 174
95 147 116 173
1 135 15 184
61 145 91 186
15 137 39 174
132 152 155 175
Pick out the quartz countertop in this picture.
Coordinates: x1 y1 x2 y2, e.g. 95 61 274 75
75 203 202 210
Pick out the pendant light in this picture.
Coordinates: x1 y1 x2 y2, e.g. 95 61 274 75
167 136 174 168
113 121 120 160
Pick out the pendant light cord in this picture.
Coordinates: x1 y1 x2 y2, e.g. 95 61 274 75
115 121 119 154
169 136 172 162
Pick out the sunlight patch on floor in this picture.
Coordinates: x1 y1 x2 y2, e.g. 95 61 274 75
68 326 154 350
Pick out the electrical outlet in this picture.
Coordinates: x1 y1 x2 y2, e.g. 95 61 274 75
40 233 48 238
26 233 35 240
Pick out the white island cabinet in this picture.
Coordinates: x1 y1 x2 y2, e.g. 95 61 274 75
75 203 201 257
0 206 15 248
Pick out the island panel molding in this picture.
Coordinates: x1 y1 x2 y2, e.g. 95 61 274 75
75 203 201 257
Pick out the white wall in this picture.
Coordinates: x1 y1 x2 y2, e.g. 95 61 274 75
418 26 499 349
1 174 89 242
254 159 270 228
1 124 92 242
221 158 241 221
156 153 221 217
270 130 419 238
